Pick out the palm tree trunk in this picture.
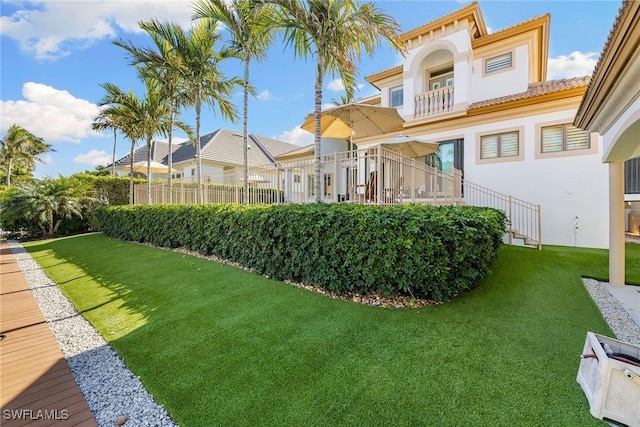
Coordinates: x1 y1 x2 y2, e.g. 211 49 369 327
314 57 323 203
112 129 117 176
6 156 12 187
129 141 135 204
195 97 203 204
47 210 54 237
146 137 152 205
243 58 250 205
168 101 174 204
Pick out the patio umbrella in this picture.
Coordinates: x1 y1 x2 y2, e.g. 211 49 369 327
380 135 440 158
130 160 177 174
300 103 404 140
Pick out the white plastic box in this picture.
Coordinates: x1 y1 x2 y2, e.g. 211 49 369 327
576 332 640 427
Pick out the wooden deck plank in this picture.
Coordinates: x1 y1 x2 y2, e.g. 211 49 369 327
0 241 97 427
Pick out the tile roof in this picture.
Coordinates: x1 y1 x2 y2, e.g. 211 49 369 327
110 140 185 168
171 128 299 167
469 76 590 110
276 144 314 160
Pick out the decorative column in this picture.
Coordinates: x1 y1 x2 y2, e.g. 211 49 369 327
609 161 625 286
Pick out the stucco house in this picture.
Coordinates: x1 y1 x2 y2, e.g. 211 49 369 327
276 2 627 249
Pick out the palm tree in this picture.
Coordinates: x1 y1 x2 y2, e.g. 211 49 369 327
98 77 193 205
92 107 126 176
96 83 145 204
0 124 52 187
135 18 241 203
192 0 275 204
2 176 88 238
268 0 404 202
114 20 191 204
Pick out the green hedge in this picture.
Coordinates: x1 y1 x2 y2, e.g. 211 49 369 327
95 203 507 301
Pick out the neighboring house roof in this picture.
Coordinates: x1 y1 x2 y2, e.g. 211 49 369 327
275 144 314 161
468 76 590 113
109 140 185 168
171 128 299 167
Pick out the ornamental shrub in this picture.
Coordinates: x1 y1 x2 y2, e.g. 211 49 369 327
95 203 506 301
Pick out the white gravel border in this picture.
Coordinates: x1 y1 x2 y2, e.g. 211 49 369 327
582 278 640 346
7 241 177 427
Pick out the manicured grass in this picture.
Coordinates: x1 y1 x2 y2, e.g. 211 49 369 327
23 234 640 426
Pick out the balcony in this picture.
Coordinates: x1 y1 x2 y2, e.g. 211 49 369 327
414 86 454 119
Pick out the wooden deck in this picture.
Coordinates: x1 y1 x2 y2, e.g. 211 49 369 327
0 241 97 426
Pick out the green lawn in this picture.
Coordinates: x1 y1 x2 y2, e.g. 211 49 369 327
23 234 640 426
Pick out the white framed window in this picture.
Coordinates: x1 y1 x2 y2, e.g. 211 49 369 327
431 81 441 90
390 85 403 107
541 124 589 153
485 52 513 74
480 131 519 159
191 168 196 176
445 77 454 87
293 174 301 184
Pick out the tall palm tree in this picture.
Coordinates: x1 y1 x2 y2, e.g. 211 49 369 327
97 79 193 205
114 20 191 204
136 18 241 203
192 0 275 204
0 124 51 187
96 83 145 204
268 0 404 202
92 107 126 176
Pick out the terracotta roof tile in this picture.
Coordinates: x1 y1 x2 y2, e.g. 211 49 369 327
469 76 590 110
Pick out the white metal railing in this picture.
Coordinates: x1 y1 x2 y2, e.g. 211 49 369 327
134 146 541 248
414 86 454 119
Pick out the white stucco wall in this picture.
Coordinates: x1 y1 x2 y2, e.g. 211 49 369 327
470 45 530 103
406 108 609 248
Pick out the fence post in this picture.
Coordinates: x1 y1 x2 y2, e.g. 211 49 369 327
507 195 513 245
537 205 542 250
376 148 382 205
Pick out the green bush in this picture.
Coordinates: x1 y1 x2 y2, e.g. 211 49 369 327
95 203 507 301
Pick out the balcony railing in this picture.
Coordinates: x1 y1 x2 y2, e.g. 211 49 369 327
414 86 454 119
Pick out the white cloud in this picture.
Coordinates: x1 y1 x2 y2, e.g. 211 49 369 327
0 82 100 143
0 1 193 59
274 126 314 146
327 78 345 92
547 51 598 80
326 79 366 93
256 89 273 101
74 149 111 167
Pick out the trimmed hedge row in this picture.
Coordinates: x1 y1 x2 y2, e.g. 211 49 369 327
95 203 507 301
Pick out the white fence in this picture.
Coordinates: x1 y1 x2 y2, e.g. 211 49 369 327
134 146 541 248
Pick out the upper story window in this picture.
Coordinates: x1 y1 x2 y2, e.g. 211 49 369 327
480 131 519 159
428 66 454 91
541 124 589 153
390 85 403 107
485 52 513 74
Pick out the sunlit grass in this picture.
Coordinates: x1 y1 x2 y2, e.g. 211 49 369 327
24 234 640 426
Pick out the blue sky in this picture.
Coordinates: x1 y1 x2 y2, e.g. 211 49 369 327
0 0 621 178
